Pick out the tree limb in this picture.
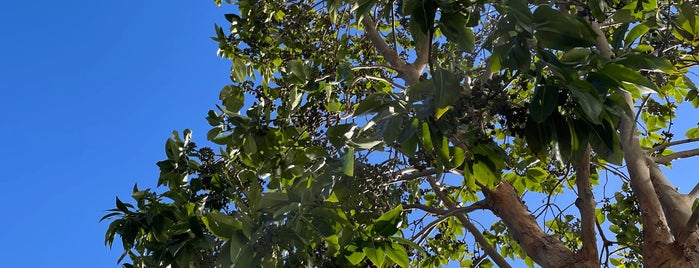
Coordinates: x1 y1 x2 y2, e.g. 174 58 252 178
360 14 429 86
689 183 699 199
652 148 699 165
649 138 699 152
575 145 599 265
589 17 675 247
481 181 580 267
678 206 699 245
403 201 487 216
427 177 511 268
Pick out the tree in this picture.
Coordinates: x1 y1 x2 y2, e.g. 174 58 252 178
103 0 699 267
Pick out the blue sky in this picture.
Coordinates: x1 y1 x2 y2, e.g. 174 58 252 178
1 1 697 268
0 1 231 267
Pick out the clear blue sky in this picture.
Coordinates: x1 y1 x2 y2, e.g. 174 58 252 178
0 1 231 267
1 1 697 268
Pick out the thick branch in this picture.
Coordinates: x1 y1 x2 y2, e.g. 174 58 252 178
589 18 674 246
427 177 511 268
652 148 699 165
575 145 599 265
482 181 580 267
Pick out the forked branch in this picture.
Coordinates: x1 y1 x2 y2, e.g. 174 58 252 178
360 14 430 86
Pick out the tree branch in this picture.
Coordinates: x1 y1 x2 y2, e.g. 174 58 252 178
390 168 437 183
481 181 579 267
678 206 699 245
361 15 427 86
689 183 699 199
427 177 511 268
575 145 599 265
652 148 699 165
649 138 699 152
361 15 405 71
588 17 675 248
403 201 487 216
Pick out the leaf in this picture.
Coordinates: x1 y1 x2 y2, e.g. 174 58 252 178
686 127 699 139
532 5 596 50
385 243 410 268
567 80 604 124
433 68 462 119
525 117 552 160
419 122 434 151
598 63 658 98
439 12 475 52
219 85 245 112
287 60 308 84
616 54 677 73
202 211 242 240
373 205 403 237
355 92 390 116
363 246 386 267
342 147 355 177
345 248 366 265
232 58 247 82
624 23 649 47
529 84 558 123
587 119 623 165
327 124 354 148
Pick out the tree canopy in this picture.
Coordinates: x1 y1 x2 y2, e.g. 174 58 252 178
103 0 699 267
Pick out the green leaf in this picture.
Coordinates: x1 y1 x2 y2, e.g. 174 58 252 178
616 54 677 74
472 155 499 186
202 211 242 240
342 147 355 177
373 205 403 237
363 246 386 267
419 122 434 151
686 127 699 138
219 85 245 112
355 92 390 116
327 124 354 148
232 58 247 82
625 23 649 48
287 60 308 84
385 243 410 268
433 68 462 119
532 5 596 50
525 117 552 160
529 84 558 123
567 80 604 124
439 12 475 52
598 63 658 98
345 247 366 265
587 120 623 165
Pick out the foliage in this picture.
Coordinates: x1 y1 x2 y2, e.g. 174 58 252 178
104 0 699 267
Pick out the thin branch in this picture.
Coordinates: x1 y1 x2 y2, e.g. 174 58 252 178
390 168 437 183
650 138 699 152
652 148 699 165
427 177 511 268
403 201 486 216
